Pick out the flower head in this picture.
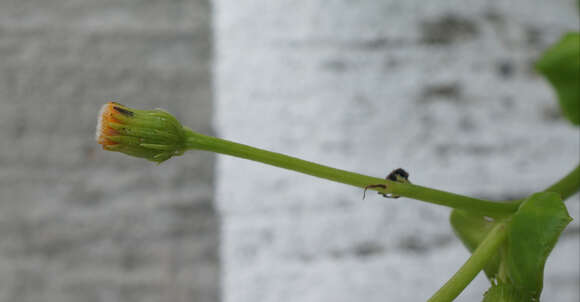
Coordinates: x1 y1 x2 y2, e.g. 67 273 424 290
96 102 187 163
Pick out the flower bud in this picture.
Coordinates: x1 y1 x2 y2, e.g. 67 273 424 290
96 102 187 163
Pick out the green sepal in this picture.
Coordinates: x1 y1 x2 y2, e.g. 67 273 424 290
140 143 183 151
105 144 164 161
108 122 181 142
106 135 143 146
112 108 184 133
535 32 580 125
450 210 501 280
506 192 572 299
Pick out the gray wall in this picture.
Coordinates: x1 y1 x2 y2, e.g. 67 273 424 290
0 1 218 301
215 1 579 301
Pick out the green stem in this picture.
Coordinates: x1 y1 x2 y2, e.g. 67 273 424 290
388 182 518 216
186 130 385 187
428 222 508 302
508 164 580 207
543 164 580 201
185 129 517 216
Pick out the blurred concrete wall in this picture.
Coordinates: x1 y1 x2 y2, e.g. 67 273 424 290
0 1 218 302
215 1 579 301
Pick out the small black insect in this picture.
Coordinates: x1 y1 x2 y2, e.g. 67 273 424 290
387 168 409 182
363 168 410 199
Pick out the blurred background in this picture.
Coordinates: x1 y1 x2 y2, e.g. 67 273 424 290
1 0 579 302
0 1 217 301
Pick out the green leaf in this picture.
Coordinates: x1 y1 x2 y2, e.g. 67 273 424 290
482 282 532 302
450 210 501 280
535 32 580 125
506 192 572 299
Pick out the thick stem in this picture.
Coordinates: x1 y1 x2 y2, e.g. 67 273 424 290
428 222 508 302
185 130 517 216
387 182 518 216
186 130 385 187
543 164 580 201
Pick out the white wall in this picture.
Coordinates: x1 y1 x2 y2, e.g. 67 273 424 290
214 1 579 301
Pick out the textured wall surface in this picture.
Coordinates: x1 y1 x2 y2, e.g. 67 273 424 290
0 1 218 301
215 1 579 301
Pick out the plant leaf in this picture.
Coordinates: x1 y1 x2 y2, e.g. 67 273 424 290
450 210 501 280
506 192 572 299
482 281 533 302
535 32 580 125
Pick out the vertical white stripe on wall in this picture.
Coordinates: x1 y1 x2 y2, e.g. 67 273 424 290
214 1 579 301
